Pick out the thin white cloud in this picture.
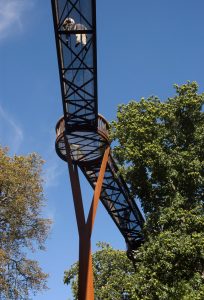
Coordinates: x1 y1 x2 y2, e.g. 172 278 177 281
0 103 23 152
43 159 63 189
0 0 34 39
42 130 64 189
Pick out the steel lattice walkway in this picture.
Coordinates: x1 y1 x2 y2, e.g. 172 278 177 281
51 0 145 298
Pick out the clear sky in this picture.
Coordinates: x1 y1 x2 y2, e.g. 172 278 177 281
0 0 204 299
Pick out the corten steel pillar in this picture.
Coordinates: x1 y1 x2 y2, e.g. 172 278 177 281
55 113 145 297
64 134 110 299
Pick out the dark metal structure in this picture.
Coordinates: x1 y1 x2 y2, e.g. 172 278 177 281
51 0 145 299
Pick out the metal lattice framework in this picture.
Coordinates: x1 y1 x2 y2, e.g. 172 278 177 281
51 0 145 298
52 0 98 130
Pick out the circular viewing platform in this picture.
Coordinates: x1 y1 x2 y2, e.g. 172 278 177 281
55 114 110 165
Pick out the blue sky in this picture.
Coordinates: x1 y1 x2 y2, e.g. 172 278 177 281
0 0 204 299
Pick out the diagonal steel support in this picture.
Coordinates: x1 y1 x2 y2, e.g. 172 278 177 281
86 147 110 238
64 133 110 300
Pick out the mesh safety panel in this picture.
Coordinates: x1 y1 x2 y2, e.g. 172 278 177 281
52 0 98 130
80 155 145 248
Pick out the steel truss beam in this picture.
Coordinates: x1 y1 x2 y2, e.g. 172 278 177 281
51 0 98 130
80 154 145 250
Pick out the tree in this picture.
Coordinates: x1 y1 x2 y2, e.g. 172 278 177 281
64 82 204 299
110 82 204 299
64 242 135 300
0 147 51 300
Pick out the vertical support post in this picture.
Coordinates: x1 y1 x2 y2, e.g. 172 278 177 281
78 146 110 300
78 234 94 300
64 134 110 299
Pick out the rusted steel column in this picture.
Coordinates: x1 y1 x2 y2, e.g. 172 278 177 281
78 146 110 300
78 235 94 300
86 146 110 236
64 135 86 236
64 133 110 300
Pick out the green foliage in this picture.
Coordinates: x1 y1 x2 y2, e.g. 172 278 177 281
110 82 204 299
64 82 204 299
0 147 51 300
64 242 135 299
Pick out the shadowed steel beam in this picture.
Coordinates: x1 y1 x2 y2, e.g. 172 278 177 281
64 134 85 235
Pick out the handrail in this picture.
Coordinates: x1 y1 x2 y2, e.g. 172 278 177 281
56 114 109 142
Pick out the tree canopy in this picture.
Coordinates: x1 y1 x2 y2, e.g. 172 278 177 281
0 147 51 300
110 82 204 299
64 82 204 299
64 242 135 300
